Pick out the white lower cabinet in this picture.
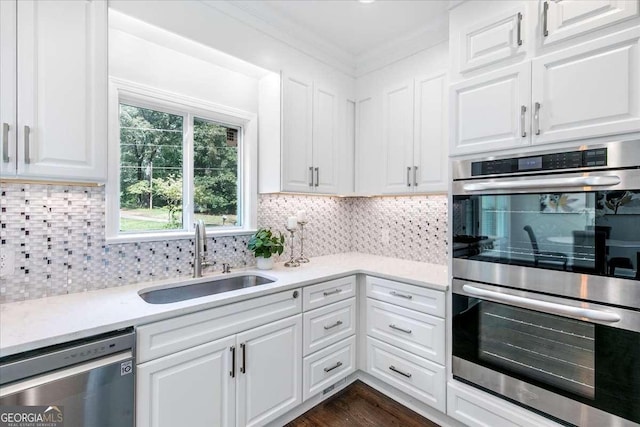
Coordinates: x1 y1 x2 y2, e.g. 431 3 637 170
138 314 301 427
367 337 446 413
303 336 356 401
237 315 302 427
137 335 236 427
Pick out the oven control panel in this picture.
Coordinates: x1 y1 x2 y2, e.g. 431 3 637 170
471 148 607 176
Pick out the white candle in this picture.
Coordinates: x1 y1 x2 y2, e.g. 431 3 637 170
287 216 298 229
296 210 306 223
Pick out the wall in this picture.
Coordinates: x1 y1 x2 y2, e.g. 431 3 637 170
0 183 447 303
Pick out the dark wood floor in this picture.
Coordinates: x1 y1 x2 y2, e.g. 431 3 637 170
285 381 441 427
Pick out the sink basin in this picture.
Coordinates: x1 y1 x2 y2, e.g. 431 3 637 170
139 275 275 304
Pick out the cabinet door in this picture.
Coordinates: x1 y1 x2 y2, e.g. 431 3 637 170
0 0 16 177
450 62 531 156
381 80 414 194
532 27 640 145
414 72 447 193
16 0 107 181
312 83 339 194
354 94 381 195
458 5 527 74
282 73 313 192
542 0 639 46
237 314 302 427
137 335 236 427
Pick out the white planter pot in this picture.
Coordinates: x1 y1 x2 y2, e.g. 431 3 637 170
256 256 274 270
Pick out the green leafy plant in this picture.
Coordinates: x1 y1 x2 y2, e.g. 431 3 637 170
247 228 285 259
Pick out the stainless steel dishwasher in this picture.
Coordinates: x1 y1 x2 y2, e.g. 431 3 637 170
0 328 135 427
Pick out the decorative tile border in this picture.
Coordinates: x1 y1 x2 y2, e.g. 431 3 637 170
0 183 447 303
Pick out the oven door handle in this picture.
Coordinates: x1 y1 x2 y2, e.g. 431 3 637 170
462 175 621 192
462 285 621 323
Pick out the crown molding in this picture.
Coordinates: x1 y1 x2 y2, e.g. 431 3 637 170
202 0 356 77
354 17 449 77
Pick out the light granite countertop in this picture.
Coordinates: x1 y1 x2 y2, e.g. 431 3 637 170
0 252 447 357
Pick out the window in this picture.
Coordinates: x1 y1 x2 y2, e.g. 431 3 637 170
107 81 257 241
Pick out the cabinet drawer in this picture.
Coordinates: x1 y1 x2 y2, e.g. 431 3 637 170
366 299 444 364
303 276 356 311
366 337 445 412
303 336 356 401
365 276 445 317
303 298 356 356
137 289 301 363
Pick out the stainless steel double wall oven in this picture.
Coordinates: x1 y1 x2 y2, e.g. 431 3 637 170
451 140 640 427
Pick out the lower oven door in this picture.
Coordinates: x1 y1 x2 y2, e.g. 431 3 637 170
452 279 640 427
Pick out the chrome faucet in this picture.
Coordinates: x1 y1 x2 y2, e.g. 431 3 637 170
193 219 210 278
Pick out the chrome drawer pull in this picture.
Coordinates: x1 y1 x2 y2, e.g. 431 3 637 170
517 12 523 46
390 291 412 300
230 346 236 378
389 365 412 378
324 361 343 373
2 123 9 163
314 167 319 187
323 288 342 297
389 324 412 334
240 343 246 374
543 1 549 37
309 166 314 186
24 125 31 164
324 320 343 330
406 166 411 187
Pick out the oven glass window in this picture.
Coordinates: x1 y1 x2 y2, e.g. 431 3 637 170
453 190 640 278
453 292 640 424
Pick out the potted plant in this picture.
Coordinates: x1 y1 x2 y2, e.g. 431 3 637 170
247 228 285 270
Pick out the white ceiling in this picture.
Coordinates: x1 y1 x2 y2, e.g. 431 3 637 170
214 0 450 76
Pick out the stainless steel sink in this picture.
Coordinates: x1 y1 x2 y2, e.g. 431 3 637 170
139 275 275 304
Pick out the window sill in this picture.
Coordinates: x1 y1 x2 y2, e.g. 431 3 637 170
106 228 257 245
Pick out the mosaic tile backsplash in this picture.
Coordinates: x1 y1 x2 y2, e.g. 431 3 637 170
0 183 447 303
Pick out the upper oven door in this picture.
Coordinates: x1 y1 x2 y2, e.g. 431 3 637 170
452 168 640 282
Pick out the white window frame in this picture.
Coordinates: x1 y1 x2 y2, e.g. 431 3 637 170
106 78 257 243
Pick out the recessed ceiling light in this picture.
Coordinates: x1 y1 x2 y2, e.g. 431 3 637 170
359 0 375 4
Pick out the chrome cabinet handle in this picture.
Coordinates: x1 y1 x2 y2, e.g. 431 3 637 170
389 324 412 334
406 166 411 187
543 1 549 37
230 346 236 378
324 361 343 373
413 166 418 187
309 166 314 187
390 290 413 300
323 288 342 297
324 320 343 330
389 365 412 378
463 175 621 192
240 343 246 374
517 12 523 46
314 167 319 187
24 125 31 164
520 105 527 138
534 102 541 135
2 123 9 163
462 284 621 323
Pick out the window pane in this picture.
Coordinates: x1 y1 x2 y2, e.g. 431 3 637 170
119 104 184 232
193 118 240 227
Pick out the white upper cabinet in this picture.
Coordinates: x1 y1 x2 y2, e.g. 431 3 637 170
0 1 17 177
378 73 448 194
381 80 415 194
312 83 339 194
414 72 447 193
450 63 531 156
458 5 528 74
541 0 639 46
532 26 640 145
282 73 314 193
0 0 107 181
281 72 349 194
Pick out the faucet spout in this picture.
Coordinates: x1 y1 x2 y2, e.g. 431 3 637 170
194 219 207 278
